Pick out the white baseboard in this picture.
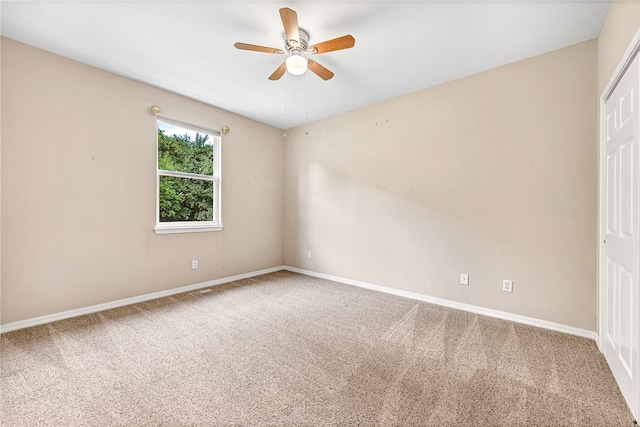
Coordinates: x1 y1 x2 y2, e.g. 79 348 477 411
284 266 598 341
0 266 286 334
1 265 598 342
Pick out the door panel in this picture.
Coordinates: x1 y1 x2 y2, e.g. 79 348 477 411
621 88 634 125
605 258 616 347
620 266 634 375
621 138 634 236
603 54 639 418
607 109 617 140
607 153 618 233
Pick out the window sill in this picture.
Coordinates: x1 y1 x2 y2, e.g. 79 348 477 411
154 224 223 235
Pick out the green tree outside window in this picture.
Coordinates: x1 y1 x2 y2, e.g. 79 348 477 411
157 122 217 223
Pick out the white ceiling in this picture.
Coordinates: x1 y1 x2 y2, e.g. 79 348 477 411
1 1 610 129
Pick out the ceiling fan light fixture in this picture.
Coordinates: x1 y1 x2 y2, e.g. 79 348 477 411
285 52 308 75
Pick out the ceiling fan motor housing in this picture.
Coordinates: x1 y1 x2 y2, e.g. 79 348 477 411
284 29 310 55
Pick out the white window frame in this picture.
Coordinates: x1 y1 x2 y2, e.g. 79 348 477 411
154 116 222 234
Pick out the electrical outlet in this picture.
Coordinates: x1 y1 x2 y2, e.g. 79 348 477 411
307 250 312 259
460 273 469 285
192 260 198 269
502 280 513 293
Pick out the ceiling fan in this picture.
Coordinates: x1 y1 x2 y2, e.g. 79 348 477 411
234 7 355 81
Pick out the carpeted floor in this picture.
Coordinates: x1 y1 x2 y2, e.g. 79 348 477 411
0 270 635 426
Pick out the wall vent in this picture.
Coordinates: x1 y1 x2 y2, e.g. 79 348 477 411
189 289 213 296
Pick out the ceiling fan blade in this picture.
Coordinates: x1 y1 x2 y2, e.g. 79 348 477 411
308 59 334 80
269 62 287 80
234 42 284 55
309 35 355 54
280 7 300 42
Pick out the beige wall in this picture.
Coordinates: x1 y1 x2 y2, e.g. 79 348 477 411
598 1 640 95
0 18 3 331
284 40 598 330
0 30 608 331
1 38 284 324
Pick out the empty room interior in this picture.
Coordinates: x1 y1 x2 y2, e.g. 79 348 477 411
3 1 640 426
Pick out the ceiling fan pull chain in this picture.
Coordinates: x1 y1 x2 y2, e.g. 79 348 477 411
283 73 288 137
306 71 309 129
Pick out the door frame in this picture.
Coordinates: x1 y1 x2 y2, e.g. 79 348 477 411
599 27 640 420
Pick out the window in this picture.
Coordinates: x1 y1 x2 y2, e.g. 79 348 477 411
154 117 222 234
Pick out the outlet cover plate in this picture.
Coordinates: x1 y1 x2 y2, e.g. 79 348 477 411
503 280 513 293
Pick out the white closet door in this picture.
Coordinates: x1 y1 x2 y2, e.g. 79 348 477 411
603 54 640 419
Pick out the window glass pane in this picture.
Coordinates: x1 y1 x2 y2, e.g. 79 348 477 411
159 176 214 222
158 121 214 175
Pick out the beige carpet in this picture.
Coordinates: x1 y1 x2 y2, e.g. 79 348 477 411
0 270 634 426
